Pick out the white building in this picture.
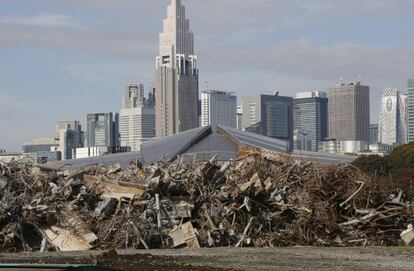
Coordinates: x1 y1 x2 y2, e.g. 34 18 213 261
237 105 243 130
320 139 368 154
120 84 156 151
201 90 237 128
378 88 407 147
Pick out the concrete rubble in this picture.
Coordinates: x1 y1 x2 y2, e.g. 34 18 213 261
0 150 413 252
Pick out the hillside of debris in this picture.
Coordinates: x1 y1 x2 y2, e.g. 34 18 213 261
0 150 413 253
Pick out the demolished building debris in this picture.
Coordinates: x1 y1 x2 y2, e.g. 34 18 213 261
0 149 413 253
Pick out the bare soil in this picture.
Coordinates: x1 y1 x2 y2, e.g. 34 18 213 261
0 247 414 271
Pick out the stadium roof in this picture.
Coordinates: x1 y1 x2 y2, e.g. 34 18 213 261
39 126 355 171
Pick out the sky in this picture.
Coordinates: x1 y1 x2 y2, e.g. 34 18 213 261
1 0 414 152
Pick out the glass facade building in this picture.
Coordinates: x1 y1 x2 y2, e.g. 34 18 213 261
293 92 328 152
242 94 293 148
86 113 120 148
369 124 379 145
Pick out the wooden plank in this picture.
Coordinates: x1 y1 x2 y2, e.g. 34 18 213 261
84 175 146 200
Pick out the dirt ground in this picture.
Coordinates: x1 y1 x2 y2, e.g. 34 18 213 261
0 247 414 271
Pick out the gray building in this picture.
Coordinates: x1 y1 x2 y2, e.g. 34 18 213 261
201 90 237 129
155 0 199 138
293 91 328 152
328 81 370 142
408 79 414 143
242 94 293 147
120 84 156 151
369 124 379 145
56 120 83 160
86 113 120 148
123 83 145 108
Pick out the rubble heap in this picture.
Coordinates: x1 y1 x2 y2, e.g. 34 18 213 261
0 151 413 252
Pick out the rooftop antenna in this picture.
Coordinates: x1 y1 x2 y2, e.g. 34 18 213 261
204 81 208 91
339 75 344 84
358 75 362 82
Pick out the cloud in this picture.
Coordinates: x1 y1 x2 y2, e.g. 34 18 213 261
0 14 79 28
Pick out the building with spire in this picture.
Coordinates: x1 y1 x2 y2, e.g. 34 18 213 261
155 0 199 138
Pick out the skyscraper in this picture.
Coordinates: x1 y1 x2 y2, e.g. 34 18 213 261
201 90 237 128
237 105 243 131
56 120 83 160
123 83 145 108
328 81 370 142
378 88 407 146
86 113 120 148
369 124 379 146
408 79 414 142
120 84 156 151
242 94 293 146
56 120 83 146
293 91 328 152
155 0 199 138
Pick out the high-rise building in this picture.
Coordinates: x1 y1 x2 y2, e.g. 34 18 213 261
408 79 414 142
237 105 243 131
369 124 379 146
328 81 370 142
86 113 120 148
293 91 328 152
242 94 293 146
378 88 407 146
201 90 237 128
147 84 156 106
123 83 145 108
120 84 156 151
155 0 199 138
59 127 80 160
56 120 83 146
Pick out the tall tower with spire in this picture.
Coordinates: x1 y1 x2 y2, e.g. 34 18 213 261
155 0 199 137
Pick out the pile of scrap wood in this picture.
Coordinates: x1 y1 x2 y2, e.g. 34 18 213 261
0 151 413 252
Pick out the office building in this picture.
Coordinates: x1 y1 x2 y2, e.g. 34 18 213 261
123 83 145 108
378 88 407 147
147 85 156 106
369 124 379 145
242 94 293 146
56 120 83 160
59 126 82 160
201 90 237 129
328 81 370 143
56 120 83 144
320 139 368 154
22 138 59 153
408 80 414 142
293 91 328 152
237 105 243 130
155 0 199 137
120 84 156 151
86 113 120 148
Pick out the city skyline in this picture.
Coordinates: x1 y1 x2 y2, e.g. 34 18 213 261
2 0 414 151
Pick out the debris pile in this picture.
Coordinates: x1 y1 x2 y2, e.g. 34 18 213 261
0 151 413 252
